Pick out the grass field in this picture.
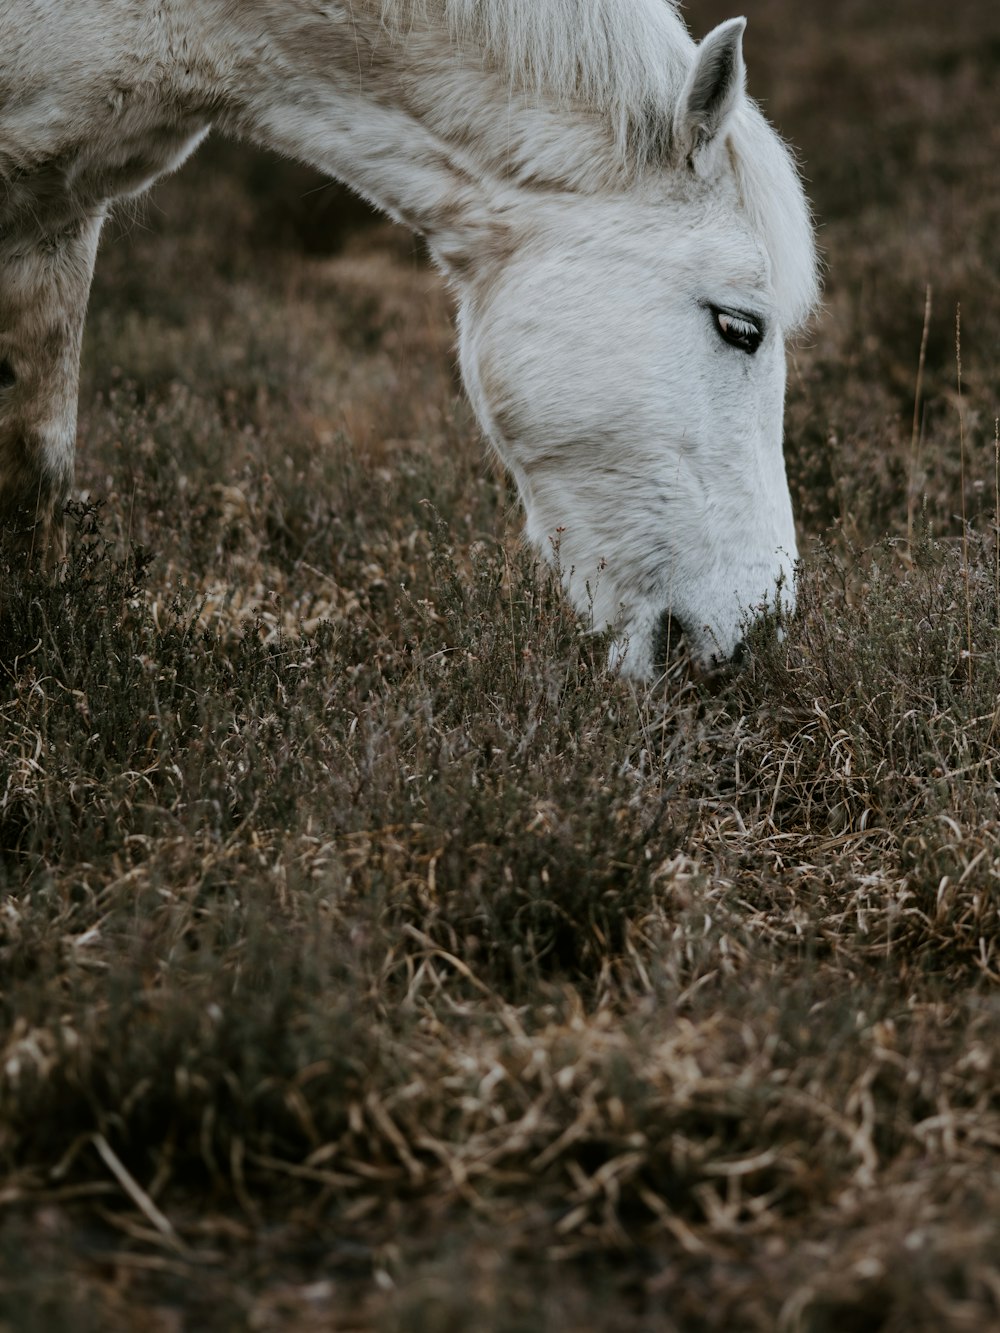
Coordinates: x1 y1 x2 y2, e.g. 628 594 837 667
3 1 1000 1328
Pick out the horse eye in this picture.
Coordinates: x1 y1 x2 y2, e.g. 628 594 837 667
711 307 763 355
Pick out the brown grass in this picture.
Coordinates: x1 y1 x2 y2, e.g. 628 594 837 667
3 2 1000 1329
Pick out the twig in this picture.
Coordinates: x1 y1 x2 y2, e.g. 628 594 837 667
91 1133 188 1254
907 284 932 548
956 306 973 686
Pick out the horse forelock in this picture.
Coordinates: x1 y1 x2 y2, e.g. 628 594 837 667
727 104 820 331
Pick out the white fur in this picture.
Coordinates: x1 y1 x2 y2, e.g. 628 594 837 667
0 0 818 675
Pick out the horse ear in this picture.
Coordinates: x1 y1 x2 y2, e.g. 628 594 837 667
676 17 746 173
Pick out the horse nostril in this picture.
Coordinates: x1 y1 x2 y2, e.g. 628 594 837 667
652 609 688 667
0 360 15 390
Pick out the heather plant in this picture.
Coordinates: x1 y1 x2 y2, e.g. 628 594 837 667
3 3 1000 1329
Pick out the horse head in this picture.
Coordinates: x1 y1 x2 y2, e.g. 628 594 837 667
431 17 818 675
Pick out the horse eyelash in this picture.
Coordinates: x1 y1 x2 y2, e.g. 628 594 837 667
708 305 764 354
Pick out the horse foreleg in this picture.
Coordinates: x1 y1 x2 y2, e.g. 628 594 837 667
0 212 105 570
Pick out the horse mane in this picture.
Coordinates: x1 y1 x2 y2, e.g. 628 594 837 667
375 0 819 326
378 0 693 162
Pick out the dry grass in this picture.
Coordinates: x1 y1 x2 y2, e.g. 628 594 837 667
3 3 1000 1329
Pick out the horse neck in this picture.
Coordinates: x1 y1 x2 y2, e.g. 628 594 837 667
198 2 664 241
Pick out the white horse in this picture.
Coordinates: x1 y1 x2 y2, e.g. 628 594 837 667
0 0 817 677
